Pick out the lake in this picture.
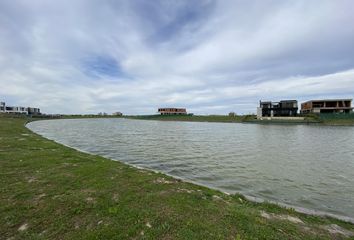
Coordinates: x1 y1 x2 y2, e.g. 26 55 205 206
27 118 354 220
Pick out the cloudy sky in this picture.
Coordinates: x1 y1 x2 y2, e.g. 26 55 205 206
1 0 354 115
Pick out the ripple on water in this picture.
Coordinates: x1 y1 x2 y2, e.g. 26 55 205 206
27 119 354 219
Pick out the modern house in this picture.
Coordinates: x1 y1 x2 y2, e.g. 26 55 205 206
27 107 41 115
257 100 298 118
158 108 187 115
112 112 123 116
0 101 41 115
300 99 353 114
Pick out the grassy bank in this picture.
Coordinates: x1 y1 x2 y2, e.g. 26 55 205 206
243 119 321 125
1 116 354 239
126 114 248 123
319 114 354 126
126 114 319 125
321 119 354 126
5 112 353 126
127 114 354 126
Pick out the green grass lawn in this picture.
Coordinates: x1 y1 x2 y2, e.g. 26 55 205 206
1 116 353 239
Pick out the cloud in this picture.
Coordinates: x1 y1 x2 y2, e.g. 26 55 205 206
0 0 353 114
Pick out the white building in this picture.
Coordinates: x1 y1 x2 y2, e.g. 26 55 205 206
0 101 41 115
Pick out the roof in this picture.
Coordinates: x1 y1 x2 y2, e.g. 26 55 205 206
280 100 297 102
302 99 353 104
260 100 297 103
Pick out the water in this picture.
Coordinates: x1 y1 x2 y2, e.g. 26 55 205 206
27 118 354 220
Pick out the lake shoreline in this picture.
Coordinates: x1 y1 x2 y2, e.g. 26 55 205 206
1 115 354 239
125 115 354 126
25 122 354 225
8 112 353 126
26 118 354 223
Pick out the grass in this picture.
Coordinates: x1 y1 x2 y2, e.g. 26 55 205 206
59 115 123 119
13 112 354 126
321 119 354 126
305 113 354 126
127 114 354 126
127 114 317 125
319 114 354 126
1 115 354 239
126 114 247 123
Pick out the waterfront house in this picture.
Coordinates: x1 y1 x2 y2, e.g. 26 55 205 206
112 112 123 116
158 108 187 115
27 107 41 115
300 99 353 114
257 100 298 119
0 101 41 115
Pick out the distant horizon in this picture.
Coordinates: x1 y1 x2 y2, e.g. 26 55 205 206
1 1 354 115
1 96 353 116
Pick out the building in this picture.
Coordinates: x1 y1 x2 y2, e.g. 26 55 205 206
27 107 41 115
4 106 28 114
112 112 123 116
257 100 298 118
0 101 41 115
0 102 5 112
158 108 187 115
300 99 353 114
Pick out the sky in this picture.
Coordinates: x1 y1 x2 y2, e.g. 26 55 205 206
1 0 354 115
